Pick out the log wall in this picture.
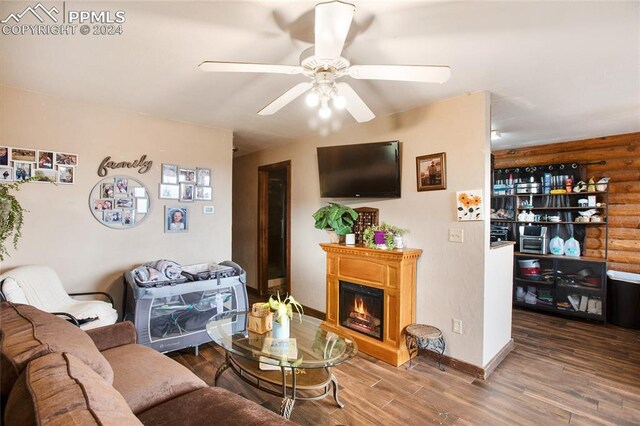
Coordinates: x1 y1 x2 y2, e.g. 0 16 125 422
493 132 640 273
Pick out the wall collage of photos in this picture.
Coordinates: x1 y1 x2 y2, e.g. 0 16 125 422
0 146 78 184
160 164 213 233
89 176 150 229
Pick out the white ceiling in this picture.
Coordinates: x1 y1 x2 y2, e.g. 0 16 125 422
1 1 638 155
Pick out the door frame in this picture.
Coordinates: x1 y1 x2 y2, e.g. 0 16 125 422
257 160 291 296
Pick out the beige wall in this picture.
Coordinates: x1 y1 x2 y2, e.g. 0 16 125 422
0 86 233 310
233 92 508 367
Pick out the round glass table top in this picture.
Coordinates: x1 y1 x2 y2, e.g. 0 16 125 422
206 311 357 368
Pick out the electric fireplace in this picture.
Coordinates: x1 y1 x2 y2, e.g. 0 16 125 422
339 281 384 341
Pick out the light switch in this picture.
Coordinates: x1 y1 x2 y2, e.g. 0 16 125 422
449 228 463 243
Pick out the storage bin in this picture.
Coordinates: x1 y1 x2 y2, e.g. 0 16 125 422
607 270 640 329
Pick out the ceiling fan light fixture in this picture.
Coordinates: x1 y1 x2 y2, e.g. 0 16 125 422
319 101 332 119
332 94 346 109
305 90 320 107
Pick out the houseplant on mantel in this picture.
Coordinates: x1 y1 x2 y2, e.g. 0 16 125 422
363 222 409 250
0 178 37 262
312 202 359 244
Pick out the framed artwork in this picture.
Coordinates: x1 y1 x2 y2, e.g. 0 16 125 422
103 210 122 224
159 183 179 199
133 187 146 198
136 198 148 214
0 166 13 182
101 182 115 198
122 209 135 226
94 199 113 210
37 151 54 169
165 206 188 233
115 178 129 195
195 186 212 201
202 205 215 214
33 169 57 183
416 152 446 191
179 168 196 183
162 164 178 184
11 148 36 162
13 161 33 181
58 165 75 184
55 152 78 166
457 190 484 221
179 182 195 202
0 147 8 166
116 198 134 208
196 168 211 187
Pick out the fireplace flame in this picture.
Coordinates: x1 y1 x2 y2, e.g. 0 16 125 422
354 297 367 316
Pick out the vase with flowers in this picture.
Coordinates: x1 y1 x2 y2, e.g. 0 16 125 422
263 293 304 339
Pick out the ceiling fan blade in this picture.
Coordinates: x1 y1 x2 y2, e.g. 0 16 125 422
314 1 355 60
199 61 303 75
347 65 452 84
258 82 313 115
336 82 375 123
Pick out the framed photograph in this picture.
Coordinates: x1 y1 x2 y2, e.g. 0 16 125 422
13 162 33 181
37 151 54 169
55 152 78 166
203 205 215 214
122 209 136 226
94 199 114 210
133 187 146 198
115 178 128 195
0 166 13 182
57 165 75 184
196 168 211 186
136 198 148 214
159 183 179 200
180 182 195 202
165 206 188 233
162 164 178 184
195 186 212 201
0 147 8 166
101 182 115 198
11 148 36 162
116 198 134 208
33 169 56 183
103 210 122 224
416 152 446 191
179 168 196 183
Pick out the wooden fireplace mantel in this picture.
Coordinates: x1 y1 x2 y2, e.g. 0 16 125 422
320 243 422 366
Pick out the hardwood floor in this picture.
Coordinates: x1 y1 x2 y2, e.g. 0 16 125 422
168 309 640 425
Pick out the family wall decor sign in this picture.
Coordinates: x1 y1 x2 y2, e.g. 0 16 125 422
97 154 153 177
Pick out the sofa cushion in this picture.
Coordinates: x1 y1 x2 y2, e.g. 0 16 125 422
4 352 141 426
102 343 207 414
0 302 114 397
137 387 294 426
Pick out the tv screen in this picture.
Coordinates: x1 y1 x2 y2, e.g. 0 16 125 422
317 141 401 198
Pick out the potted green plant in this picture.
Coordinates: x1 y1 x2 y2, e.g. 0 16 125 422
312 202 359 243
263 293 304 339
0 178 37 262
362 222 409 250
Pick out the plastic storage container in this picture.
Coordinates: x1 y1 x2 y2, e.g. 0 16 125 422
607 270 640 329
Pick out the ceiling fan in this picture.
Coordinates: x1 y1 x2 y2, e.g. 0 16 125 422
199 1 451 123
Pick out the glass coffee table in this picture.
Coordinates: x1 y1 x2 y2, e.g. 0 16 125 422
206 310 357 419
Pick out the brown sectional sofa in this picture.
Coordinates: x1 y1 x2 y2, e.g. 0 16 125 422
1 302 293 425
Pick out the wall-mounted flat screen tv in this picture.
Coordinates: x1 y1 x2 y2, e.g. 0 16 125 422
317 141 401 198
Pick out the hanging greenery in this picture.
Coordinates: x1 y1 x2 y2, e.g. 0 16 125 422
0 178 37 261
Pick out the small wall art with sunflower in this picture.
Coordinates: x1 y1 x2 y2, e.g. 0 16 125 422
456 190 484 221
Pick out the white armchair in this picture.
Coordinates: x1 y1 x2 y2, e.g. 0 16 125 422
0 265 118 330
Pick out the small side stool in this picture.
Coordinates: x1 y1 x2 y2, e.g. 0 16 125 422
405 324 445 371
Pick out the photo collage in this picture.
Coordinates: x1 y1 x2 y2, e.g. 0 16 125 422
0 147 78 184
92 177 149 228
159 164 212 202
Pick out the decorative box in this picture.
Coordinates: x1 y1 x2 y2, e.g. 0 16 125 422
248 312 273 334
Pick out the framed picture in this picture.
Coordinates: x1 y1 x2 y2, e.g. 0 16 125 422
416 152 446 191
203 205 215 214
37 151 54 169
33 169 57 183
58 165 75 184
136 198 149 214
180 182 195 202
103 210 122 224
115 178 128 195
94 199 113 210
457 190 484 221
165 206 188 233
196 168 211 187
101 182 115 198
159 183 179 199
162 164 178 184
55 152 78 166
195 186 212 201
133 187 146 198
0 147 8 166
13 161 33 181
179 168 196 183
122 209 136 226
11 148 36 162
116 198 134 208
0 166 13 182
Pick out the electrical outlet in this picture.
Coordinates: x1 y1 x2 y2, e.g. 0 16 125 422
452 319 463 334
449 228 464 243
